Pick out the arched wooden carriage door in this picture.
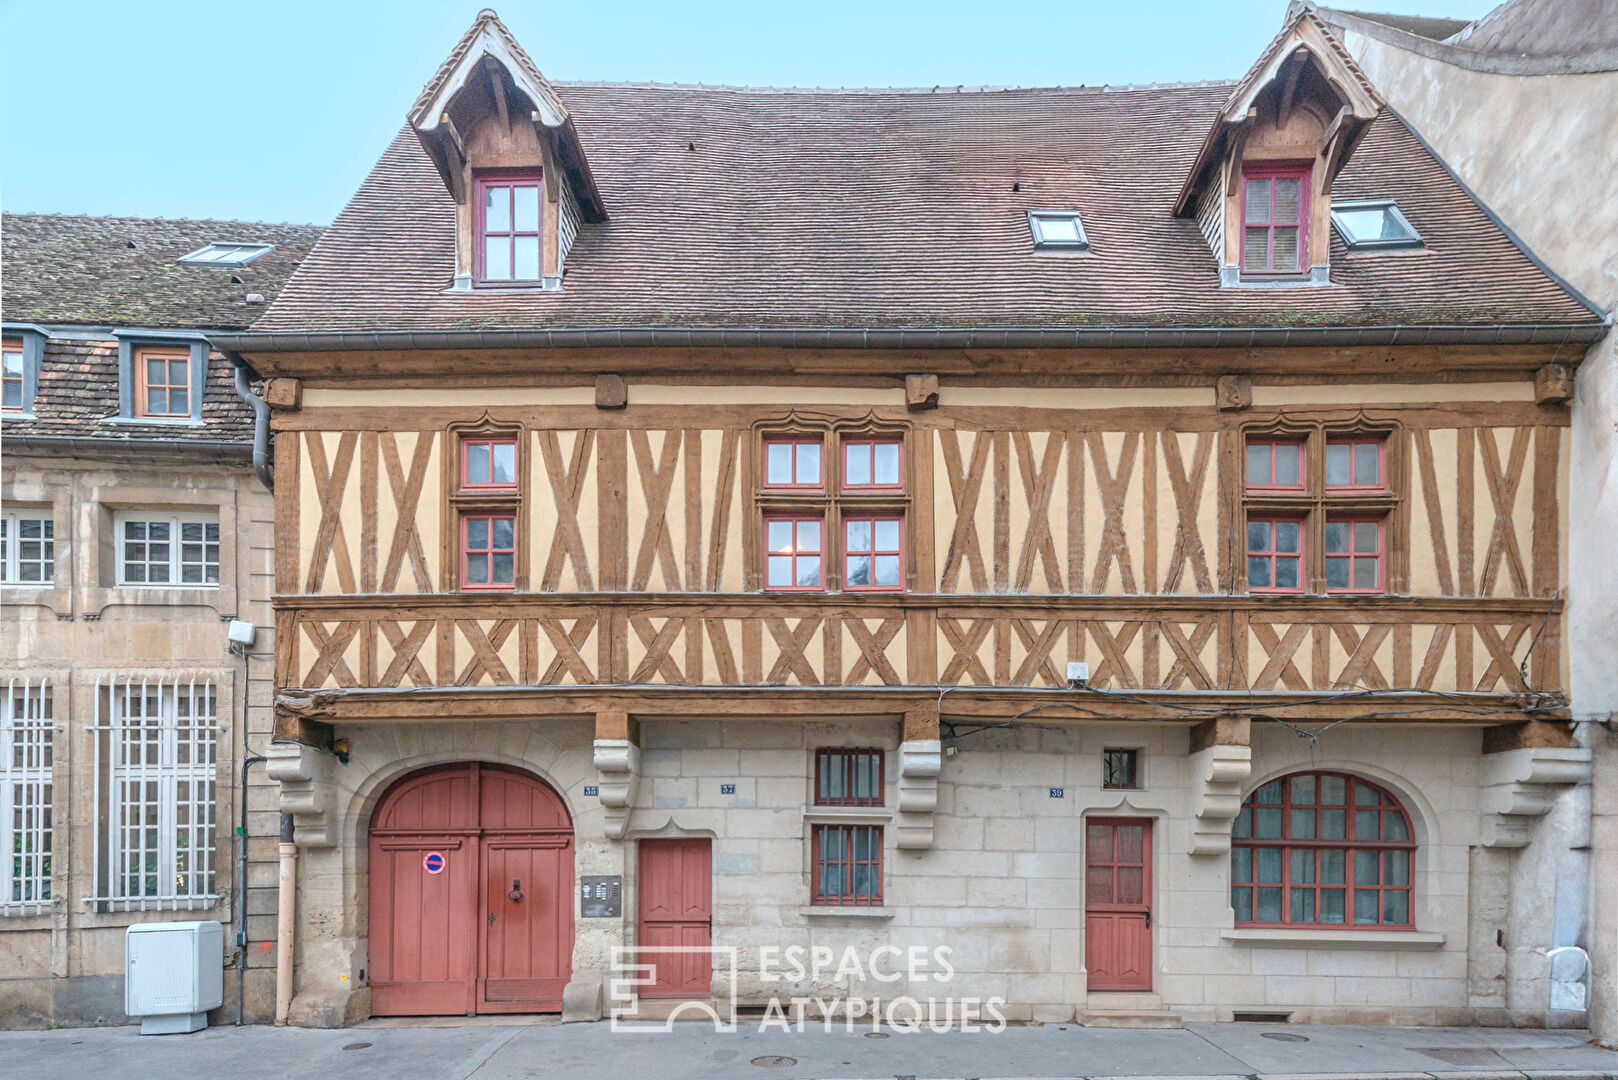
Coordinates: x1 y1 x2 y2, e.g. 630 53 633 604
368 763 575 1015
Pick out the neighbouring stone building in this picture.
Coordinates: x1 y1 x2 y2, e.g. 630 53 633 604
1306 0 1618 1040
0 214 322 1025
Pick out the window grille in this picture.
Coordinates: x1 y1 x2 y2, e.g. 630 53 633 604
2 678 53 915
86 675 219 911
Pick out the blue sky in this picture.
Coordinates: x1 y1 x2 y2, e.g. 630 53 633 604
0 0 1485 225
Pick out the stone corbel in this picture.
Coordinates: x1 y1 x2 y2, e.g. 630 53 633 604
265 740 338 848
1481 747 1591 848
896 740 942 849
1188 743 1253 855
594 710 639 840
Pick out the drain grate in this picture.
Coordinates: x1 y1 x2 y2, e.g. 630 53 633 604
342 1042 374 1051
750 1056 798 1068
864 1031 890 1039
1261 1032 1309 1043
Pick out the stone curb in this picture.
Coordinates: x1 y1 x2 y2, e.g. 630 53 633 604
822 1072 1618 1080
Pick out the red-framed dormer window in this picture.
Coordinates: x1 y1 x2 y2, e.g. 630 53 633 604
475 173 543 283
1247 516 1304 594
462 437 518 491
1246 438 1305 493
461 514 516 591
1325 438 1385 492
842 439 904 492
764 514 824 591
1324 517 1384 594
843 516 903 591
1241 164 1310 276
763 438 823 490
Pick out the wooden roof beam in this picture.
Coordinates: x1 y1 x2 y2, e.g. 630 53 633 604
484 56 511 131
1278 49 1307 126
1224 108 1258 197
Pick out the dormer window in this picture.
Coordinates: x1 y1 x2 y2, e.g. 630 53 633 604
1027 210 1089 251
1331 199 1423 252
476 173 543 284
177 242 274 268
1241 165 1310 276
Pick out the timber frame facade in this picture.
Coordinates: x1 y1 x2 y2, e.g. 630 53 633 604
222 8 1609 1029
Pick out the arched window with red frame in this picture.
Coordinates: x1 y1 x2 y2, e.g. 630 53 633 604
1232 771 1414 929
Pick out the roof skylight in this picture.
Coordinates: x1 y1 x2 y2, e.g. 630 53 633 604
1330 200 1423 251
177 242 276 268
1027 210 1089 251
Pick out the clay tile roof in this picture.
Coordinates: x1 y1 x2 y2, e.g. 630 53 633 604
2 213 324 331
251 80 1601 336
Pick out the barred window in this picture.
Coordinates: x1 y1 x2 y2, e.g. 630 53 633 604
2 679 52 914
811 823 883 906
815 747 884 807
90 677 218 911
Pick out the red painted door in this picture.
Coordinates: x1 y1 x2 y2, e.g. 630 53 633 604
637 838 712 999
369 763 573 1016
1085 817 1153 991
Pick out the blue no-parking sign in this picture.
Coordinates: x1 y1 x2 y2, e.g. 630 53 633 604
422 851 446 875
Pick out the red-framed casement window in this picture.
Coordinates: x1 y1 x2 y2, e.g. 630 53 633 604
1241 164 1311 276
135 345 191 418
1232 771 1414 928
815 747 884 807
461 436 518 491
2 339 23 412
461 514 516 591
1246 516 1304 594
764 515 824 591
1245 437 1305 493
763 438 823 490
1325 438 1385 491
841 439 904 492
843 516 903 591
1324 517 1384 593
811 823 884 906
475 173 543 283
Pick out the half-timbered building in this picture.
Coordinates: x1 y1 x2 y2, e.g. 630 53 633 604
220 9 1609 1028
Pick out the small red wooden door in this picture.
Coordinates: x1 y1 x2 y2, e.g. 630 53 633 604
1085 817 1153 991
637 838 712 998
369 763 573 1016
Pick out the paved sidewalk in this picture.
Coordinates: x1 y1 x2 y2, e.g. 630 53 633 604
0 1019 1614 1080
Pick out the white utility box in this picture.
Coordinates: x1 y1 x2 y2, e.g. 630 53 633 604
125 920 224 1034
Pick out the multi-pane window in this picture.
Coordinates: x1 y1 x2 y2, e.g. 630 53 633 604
842 440 902 492
0 513 55 585
1245 439 1305 492
1246 518 1304 594
764 438 823 490
2 679 52 914
454 432 523 591
461 437 517 490
476 174 543 283
116 513 219 586
757 432 908 592
812 824 883 906
815 747 884 807
91 677 217 910
134 346 191 418
1241 165 1310 275
1102 748 1140 790
2 339 23 412
1325 518 1383 593
1243 431 1392 595
461 514 516 591
1325 439 1384 491
843 517 902 591
1232 771 1414 928
764 515 823 591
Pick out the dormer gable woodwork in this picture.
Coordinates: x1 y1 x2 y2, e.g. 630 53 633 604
1174 10 1383 285
409 9 605 291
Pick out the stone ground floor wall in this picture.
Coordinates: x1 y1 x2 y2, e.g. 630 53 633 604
280 715 1589 1029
